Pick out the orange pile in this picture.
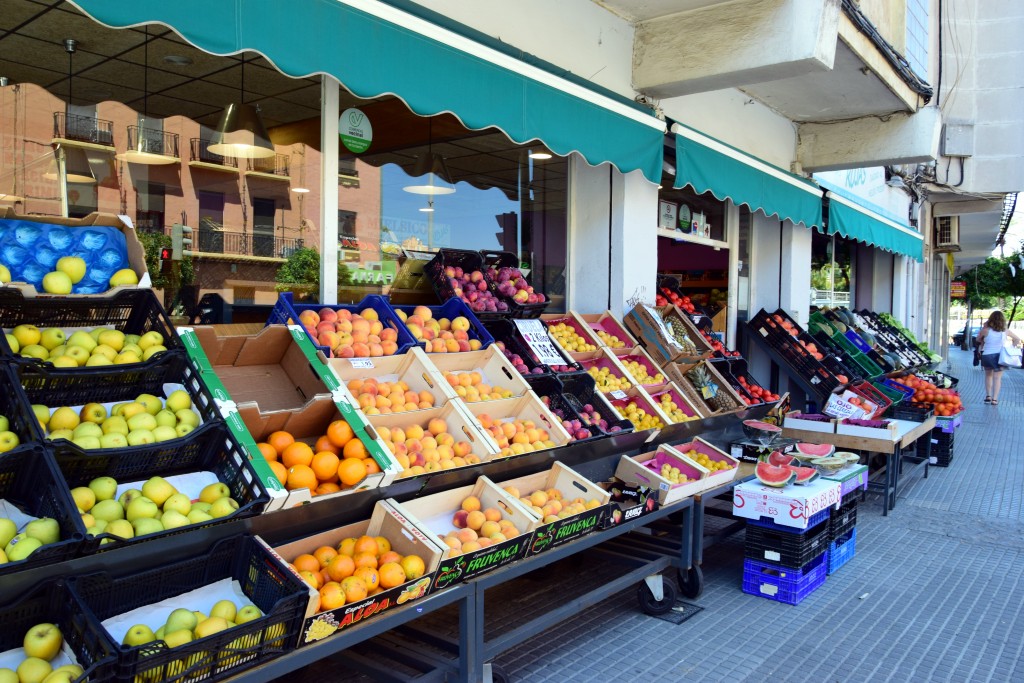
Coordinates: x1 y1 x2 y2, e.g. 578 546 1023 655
257 420 379 495
443 371 516 402
286 534 426 612
476 415 555 457
901 374 963 416
347 377 436 415
440 495 522 557
377 418 482 478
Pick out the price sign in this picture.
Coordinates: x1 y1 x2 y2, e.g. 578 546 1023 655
349 358 375 369
610 390 628 400
514 319 566 366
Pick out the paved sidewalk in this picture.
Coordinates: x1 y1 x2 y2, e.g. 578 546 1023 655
500 348 1024 683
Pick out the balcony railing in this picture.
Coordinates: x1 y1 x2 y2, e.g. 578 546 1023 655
195 227 303 258
247 154 289 177
339 158 359 177
190 138 237 167
127 125 179 158
53 112 114 146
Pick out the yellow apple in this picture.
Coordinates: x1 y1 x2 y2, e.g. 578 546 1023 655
84 354 112 367
114 352 141 365
42 271 73 294
31 405 49 427
108 268 139 287
66 331 96 352
62 345 90 366
101 415 129 435
70 486 96 512
56 256 87 284
96 329 125 352
135 394 162 416
48 407 80 432
12 324 41 348
38 328 66 351
142 345 167 361
164 390 192 413
79 403 107 424
119 402 147 420
175 409 200 428
90 344 118 362
137 331 164 351
126 412 157 432
20 344 49 360
0 264 9 283
4 332 19 353
51 356 79 368
0 431 18 453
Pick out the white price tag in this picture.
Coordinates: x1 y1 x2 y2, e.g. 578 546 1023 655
349 358 375 369
610 390 628 400
514 319 566 366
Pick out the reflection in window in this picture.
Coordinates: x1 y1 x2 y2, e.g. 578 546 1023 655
135 181 165 233
810 231 853 308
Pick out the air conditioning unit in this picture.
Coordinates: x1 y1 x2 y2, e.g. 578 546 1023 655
933 216 961 253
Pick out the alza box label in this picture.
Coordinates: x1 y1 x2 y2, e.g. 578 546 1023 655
299 575 434 645
526 506 607 556
432 537 527 590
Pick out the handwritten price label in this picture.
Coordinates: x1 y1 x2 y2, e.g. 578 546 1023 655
514 319 566 366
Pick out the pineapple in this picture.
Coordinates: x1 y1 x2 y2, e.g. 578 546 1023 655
686 363 732 412
666 317 698 355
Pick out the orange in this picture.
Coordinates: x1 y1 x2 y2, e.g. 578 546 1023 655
353 552 378 570
341 576 368 603
338 458 368 487
378 562 407 589
326 420 355 448
314 434 341 455
342 439 368 460
378 550 402 566
282 441 315 469
311 451 341 483
314 482 341 496
319 582 346 610
257 442 278 462
364 458 381 475
353 535 379 556
326 554 356 581
293 553 321 574
337 538 357 557
268 461 287 486
374 536 392 555
354 566 380 591
400 555 426 580
298 570 321 590
267 431 295 455
286 464 317 491
313 545 338 568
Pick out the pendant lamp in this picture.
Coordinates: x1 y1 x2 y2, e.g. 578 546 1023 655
118 28 177 165
208 55 275 159
403 118 455 195
47 39 96 184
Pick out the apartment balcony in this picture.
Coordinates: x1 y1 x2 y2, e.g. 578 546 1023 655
194 227 303 259
52 112 115 151
339 158 360 188
188 138 239 173
245 154 290 181
117 125 180 165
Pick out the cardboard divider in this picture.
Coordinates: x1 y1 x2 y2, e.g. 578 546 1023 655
387 477 538 588
493 462 611 555
268 500 446 646
428 346 532 401
575 311 638 350
643 382 701 423
462 391 573 455
671 436 741 490
606 385 672 430
614 445 709 505
326 346 457 412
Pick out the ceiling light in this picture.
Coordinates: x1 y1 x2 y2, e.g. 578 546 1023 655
529 149 552 160
116 28 177 165
291 186 310 193
208 55 275 159
162 55 193 66
403 118 455 195
419 205 434 213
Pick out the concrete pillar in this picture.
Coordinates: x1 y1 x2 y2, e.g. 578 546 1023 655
566 156 612 314
320 76 340 304
609 168 658 318
780 221 813 327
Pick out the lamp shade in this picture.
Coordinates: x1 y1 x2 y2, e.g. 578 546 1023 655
402 152 455 195
208 103 276 159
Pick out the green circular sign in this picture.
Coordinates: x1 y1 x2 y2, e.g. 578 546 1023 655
340 108 372 154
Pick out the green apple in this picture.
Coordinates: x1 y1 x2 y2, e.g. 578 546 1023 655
141 477 177 507
124 334 141 346
70 487 95 512
235 604 263 625
135 394 163 416
209 600 237 622
159 510 190 530
91 344 118 362
164 608 198 634
122 624 156 647
0 518 16 548
48 407 80 432
118 489 144 507
50 356 79 369
23 622 62 660
105 519 134 540
0 430 20 453
191 501 212 513
38 328 66 351
71 436 101 450
84 354 112 367
89 476 118 501
131 517 164 537
163 629 193 648
151 425 178 443
16 658 51 683
89 328 104 342
0 669 16 683
62 345 90 366
0 416 8 432
24 517 59 545
199 483 231 504
5 332 19 353
99 433 128 449
162 493 192 516
175 409 200 428
48 429 73 442
125 497 159 522
31 404 49 427
186 509 213 524
119 402 147 420
6 534 42 561
126 430 155 446
121 343 143 357
66 331 97 353
154 409 177 428
193 617 229 639
127 412 157 433
154 626 165 641
84 519 107 536
47 345 67 359
56 256 86 284
114 351 142 365
72 422 102 439
108 268 139 287
90 499 124 523
20 344 49 360
137 331 164 351
142 345 167 361
175 423 196 438
165 390 192 413
96 329 125 351
42 271 73 295
209 497 239 518
101 415 129 435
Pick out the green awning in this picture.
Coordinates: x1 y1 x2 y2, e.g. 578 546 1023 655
821 182 924 261
672 124 822 229
68 0 666 183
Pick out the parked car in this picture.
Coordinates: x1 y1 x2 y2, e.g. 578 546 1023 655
952 325 982 347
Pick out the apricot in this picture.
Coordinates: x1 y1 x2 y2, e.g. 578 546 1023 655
456 528 478 544
479 520 501 538
460 541 481 553
428 418 448 436
466 510 486 530
483 507 502 523
461 495 482 512
530 490 549 507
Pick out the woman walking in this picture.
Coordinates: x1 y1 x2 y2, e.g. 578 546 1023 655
976 311 1022 405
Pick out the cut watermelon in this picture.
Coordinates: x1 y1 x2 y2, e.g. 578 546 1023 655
766 451 796 467
794 442 835 457
755 462 797 488
789 466 819 485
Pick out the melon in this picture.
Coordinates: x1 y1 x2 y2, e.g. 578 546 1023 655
755 462 797 488
742 419 782 439
794 442 835 458
789 466 819 485
810 456 847 474
766 451 797 467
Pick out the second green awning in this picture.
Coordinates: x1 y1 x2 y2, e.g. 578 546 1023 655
672 124 822 229
821 183 924 261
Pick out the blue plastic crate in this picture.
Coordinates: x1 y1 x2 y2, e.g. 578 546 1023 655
844 330 873 354
747 506 830 533
827 528 857 575
266 292 418 358
742 550 828 605
391 298 494 352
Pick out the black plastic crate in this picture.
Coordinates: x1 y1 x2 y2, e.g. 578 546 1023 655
820 354 860 384
892 403 934 422
0 578 117 681
744 520 830 569
12 350 219 444
829 496 858 541
425 248 509 321
69 535 310 683
479 250 550 319
0 447 83 577
0 288 182 363
558 373 634 436
484 318 582 375
53 421 269 554
526 375 601 443
919 428 954 467
0 363 41 457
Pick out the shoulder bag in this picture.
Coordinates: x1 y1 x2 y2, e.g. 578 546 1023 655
999 342 1023 368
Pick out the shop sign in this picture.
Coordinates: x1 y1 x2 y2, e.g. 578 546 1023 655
658 201 678 231
950 280 966 299
340 108 373 154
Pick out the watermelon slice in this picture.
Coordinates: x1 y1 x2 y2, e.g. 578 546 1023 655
755 462 797 488
742 419 783 440
789 466 819 485
765 450 797 467
794 442 835 457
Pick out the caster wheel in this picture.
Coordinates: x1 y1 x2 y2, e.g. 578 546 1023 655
637 578 677 615
489 663 510 683
678 564 704 599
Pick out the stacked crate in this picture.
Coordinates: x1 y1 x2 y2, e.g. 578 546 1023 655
827 493 858 574
741 508 830 605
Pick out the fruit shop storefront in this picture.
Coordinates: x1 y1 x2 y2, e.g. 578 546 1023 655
0 0 665 313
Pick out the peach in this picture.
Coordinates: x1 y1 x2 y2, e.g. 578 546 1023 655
453 441 472 458
298 310 320 328
488 532 507 543
453 330 469 341
475 537 493 548
469 339 482 350
445 339 460 353
503 486 520 499
460 540 481 553
479 520 501 538
406 425 425 441
456 528 478 544
466 510 486 530
483 507 502 523
530 490 548 507
336 345 355 359
351 331 369 344
452 510 470 528
443 535 461 550
458 340 472 352
318 331 340 349
436 433 455 447
546 488 563 501
382 341 398 356
413 305 433 321
352 318 371 334
360 308 379 321
428 418 448 436
407 314 425 328
453 456 467 467
369 343 384 357
336 309 353 321
352 342 370 357
337 319 354 334
461 495 482 512
316 321 336 335
544 514 559 524
318 308 338 323
395 308 408 322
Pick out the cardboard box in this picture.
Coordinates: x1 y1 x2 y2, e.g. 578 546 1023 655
732 477 842 530
644 382 701 423
540 313 602 360
660 305 715 362
462 392 573 455
672 437 741 491
600 478 661 528
822 464 869 497
575 311 639 350
0 210 151 296
664 359 744 416
367 401 500 473
269 501 446 646
326 346 457 411
493 462 610 555
783 411 837 434
730 437 798 464
614 445 709 505
835 418 898 439
624 303 691 366
822 390 871 420
428 346 532 401
388 477 538 589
